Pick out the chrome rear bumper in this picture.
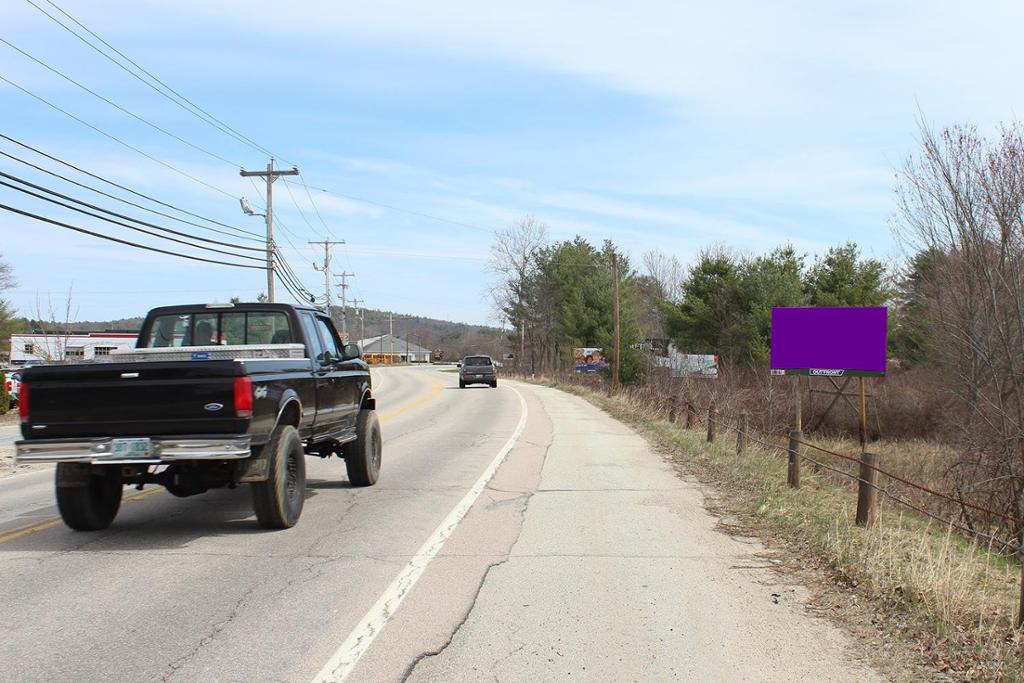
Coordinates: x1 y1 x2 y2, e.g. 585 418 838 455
15 436 252 464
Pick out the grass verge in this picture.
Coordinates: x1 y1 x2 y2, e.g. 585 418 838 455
531 377 1024 682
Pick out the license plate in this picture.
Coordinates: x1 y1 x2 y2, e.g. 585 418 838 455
112 438 152 458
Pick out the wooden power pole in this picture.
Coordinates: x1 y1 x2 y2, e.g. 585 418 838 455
612 252 621 393
333 271 355 337
309 239 344 314
240 159 299 302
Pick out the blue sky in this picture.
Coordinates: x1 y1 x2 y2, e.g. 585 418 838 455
1 1 1022 325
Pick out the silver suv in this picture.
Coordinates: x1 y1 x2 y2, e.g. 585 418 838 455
459 355 497 388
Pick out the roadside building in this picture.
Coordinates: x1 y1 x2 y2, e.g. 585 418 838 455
358 334 432 364
10 331 139 365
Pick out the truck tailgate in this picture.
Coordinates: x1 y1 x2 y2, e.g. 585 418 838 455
22 361 249 439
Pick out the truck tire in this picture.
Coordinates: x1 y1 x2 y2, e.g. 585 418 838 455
490 380 498 388
251 425 306 529
344 409 381 487
55 463 123 531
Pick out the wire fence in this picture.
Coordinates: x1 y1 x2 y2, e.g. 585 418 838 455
704 408 1022 554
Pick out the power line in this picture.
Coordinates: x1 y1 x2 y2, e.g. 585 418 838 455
275 248 318 304
0 36 241 167
274 266 311 305
0 147 263 243
282 176 316 233
0 169 263 253
0 73 238 199
289 179 494 234
26 0 283 162
299 174 334 236
0 176 265 262
0 133 262 239
0 203 264 269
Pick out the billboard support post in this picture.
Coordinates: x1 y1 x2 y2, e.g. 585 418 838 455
856 451 880 527
859 377 868 450
793 375 802 431
787 430 801 488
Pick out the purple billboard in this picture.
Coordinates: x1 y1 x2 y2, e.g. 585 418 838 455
770 307 887 376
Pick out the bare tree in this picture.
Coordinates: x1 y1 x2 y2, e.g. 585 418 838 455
894 121 1024 535
488 215 549 373
641 249 684 303
29 287 79 362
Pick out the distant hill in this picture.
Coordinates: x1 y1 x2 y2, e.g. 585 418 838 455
330 306 505 362
49 307 507 363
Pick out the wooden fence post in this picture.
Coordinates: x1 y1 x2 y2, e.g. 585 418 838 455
736 413 748 455
1018 488 1024 630
787 430 801 488
685 403 696 429
1017 537 1024 630
855 451 880 527
706 404 716 443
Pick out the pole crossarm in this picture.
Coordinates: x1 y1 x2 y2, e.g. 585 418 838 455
239 159 300 302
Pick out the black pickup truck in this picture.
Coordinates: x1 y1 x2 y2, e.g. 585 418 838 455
16 302 380 531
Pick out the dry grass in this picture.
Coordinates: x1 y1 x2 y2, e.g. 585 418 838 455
526 376 1024 681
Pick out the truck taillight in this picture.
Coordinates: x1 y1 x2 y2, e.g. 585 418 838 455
18 383 29 423
233 377 253 418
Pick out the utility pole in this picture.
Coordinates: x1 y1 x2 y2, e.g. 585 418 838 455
333 271 355 338
309 239 344 315
240 159 299 303
351 299 364 348
611 252 622 393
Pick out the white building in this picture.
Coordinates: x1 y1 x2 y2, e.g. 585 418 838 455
10 332 139 365
358 334 433 364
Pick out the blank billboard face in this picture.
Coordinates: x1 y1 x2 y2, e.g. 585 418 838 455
770 307 887 375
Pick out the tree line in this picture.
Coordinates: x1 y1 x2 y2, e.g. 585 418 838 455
489 222 891 379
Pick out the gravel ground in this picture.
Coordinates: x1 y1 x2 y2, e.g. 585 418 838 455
0 410 43 478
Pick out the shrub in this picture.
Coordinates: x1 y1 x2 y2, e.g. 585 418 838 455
0 374 8 414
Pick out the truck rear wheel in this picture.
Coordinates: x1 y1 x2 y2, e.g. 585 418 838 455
251 425 306 529
55 463 123 531
344 409 381 487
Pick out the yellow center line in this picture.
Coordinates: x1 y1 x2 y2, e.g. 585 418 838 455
379 372 446 423
0 486 163 544
0 370 447 544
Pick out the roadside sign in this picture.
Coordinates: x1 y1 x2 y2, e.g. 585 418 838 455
770 307 887 377
574 347 608 373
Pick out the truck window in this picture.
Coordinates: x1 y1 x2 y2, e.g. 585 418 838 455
191 313 219 345
315 317 343 360
148 314 187 347
143 311 294 347
221 312 247 345
301 313 325 361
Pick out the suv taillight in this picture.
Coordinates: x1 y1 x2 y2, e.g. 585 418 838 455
18 383 29 423
233 377 253 418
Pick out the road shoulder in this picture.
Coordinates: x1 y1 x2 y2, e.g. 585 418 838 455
404 383 882 682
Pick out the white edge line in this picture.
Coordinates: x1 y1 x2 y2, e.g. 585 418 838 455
311 384 529 683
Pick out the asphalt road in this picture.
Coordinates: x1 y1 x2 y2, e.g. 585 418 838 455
0 366 880 682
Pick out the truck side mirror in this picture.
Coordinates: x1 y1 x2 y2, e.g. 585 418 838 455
341 343 362 361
